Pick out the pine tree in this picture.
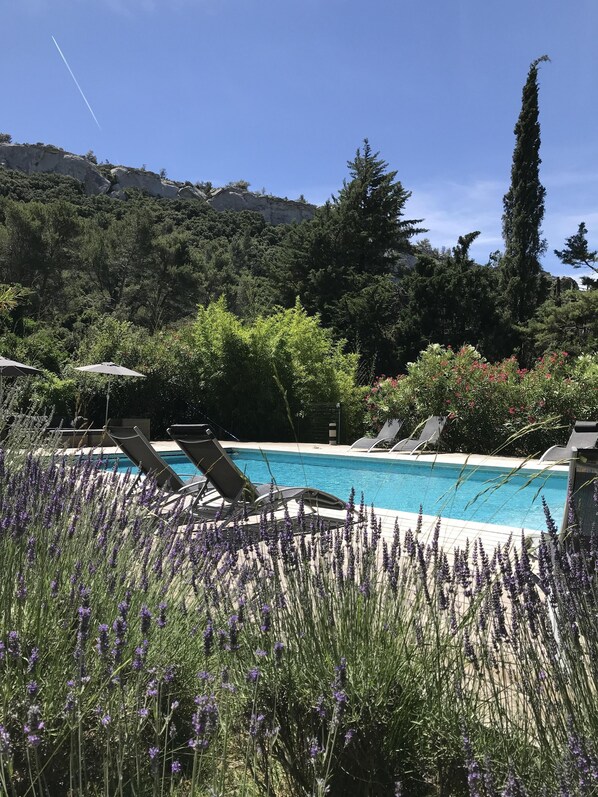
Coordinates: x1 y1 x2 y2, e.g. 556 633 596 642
334 139 423 279
499 56 550 325
554 222 598 288
278 140 424 370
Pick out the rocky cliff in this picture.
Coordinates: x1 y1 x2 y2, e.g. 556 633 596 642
0 143 110 196
0 142 316 225
209 187 315 224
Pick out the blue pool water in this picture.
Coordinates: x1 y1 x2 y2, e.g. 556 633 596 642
108 448 567 531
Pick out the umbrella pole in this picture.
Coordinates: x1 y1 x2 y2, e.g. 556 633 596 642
105 380 111 427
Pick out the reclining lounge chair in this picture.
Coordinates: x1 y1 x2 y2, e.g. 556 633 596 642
539 421 598 464
350 418 404 452
167 424 348 525
389 415 447 455
560 447 598 544
107 425 207 502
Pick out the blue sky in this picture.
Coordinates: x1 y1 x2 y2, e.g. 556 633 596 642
3 0 598 279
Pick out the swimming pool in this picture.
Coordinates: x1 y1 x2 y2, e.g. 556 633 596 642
109 448 567 531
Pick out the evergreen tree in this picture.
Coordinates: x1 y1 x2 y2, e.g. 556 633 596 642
278 140 424 370
333 139 423 279
554 222 598 288
499 56 550 326
523 289 598 355
395 234 503 365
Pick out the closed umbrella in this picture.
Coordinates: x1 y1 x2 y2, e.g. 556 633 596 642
0 356 42 405
74 361 146 425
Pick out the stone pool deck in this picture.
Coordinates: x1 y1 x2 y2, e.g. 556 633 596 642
87 439 568 554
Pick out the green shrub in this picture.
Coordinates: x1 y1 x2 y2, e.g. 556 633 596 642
187 299 361 441
30 304 361 441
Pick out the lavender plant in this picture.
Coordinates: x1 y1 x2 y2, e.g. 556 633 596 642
0 409 597 795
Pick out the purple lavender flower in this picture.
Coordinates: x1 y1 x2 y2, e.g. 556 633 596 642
26 535 36 566
274 641 284 663
132 640 149 672
27 647 39 673
332 689 348 720
118 596 130 621
204 620 214 657
334 657 347 688
462 733 483 797
246 667 260 684
501 770 528 796
25 732 41 748
344 728 355 746
463 630 478 671
26 681 39 697
308 738 321 761
24 704 44 748
188 694 219 750
249 712 266 738
95 624 109 658
157 602 167 629
171 759 181 774
140 605 152 634
260 604 271 633
16 572 27 602
314 695 326 720
228 614 239 649
8 631 20 658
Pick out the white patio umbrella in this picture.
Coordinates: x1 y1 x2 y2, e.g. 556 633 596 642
0 356 42 405
74 361 146 425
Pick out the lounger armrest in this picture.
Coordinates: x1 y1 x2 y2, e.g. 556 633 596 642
538 444 564 463
407 439 431 456
367 437 393 452
349 436 370 450
388 437 411 453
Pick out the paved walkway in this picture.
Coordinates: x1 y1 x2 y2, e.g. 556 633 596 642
86 439 567 554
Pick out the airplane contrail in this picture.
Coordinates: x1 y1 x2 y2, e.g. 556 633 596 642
51 35 101 130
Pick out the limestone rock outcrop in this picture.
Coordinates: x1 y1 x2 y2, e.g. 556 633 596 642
208 188 315 224
0 142 316 224
109 167 179 200
0 143 110 195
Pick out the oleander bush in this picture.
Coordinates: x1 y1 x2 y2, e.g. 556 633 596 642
1 410 598 795
364 344 598 456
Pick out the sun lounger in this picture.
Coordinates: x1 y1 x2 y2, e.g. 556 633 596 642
350 418 404 452
106 425 207 501
167 424 349 525
560 447 598 544
539 421 598 463
388 415 447 455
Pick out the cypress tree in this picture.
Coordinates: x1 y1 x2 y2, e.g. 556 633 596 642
499 55 550 326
